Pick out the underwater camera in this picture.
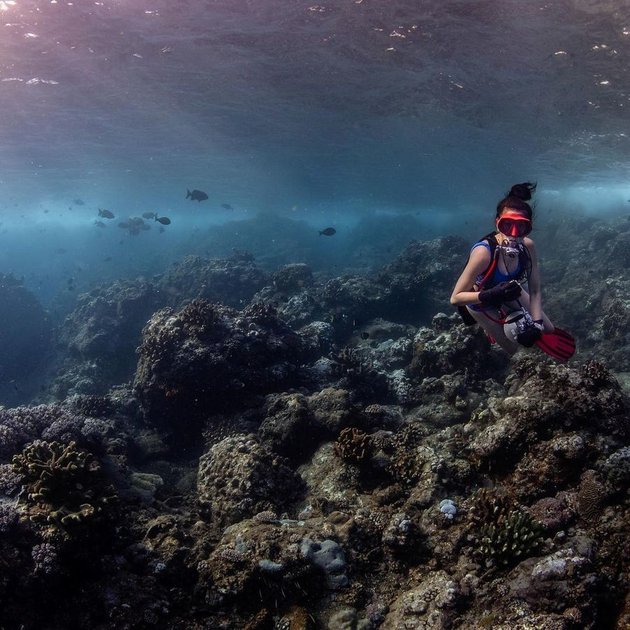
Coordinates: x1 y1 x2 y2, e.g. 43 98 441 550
503 308 539 347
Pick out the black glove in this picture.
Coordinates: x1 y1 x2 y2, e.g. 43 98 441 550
478 281 522 306
517 324 543 347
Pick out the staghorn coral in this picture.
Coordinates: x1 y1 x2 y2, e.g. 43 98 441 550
333 427 372 465
476 510 544 567
468 488 543 567
11 440 117 529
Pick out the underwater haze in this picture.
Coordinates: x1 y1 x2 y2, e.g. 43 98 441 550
2 1 630 210
1 0 630 296
0 2 630 629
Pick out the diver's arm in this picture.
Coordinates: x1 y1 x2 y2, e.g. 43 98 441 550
450 247 491 306
524 238 543 320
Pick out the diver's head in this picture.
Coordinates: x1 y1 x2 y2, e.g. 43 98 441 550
495 181 535 238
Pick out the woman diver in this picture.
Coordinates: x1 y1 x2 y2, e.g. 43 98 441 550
450 182 573 359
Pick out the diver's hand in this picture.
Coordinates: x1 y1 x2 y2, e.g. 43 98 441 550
517 324 543 347
478 281 522 306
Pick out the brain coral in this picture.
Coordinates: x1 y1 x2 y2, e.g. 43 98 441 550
197 434 304 527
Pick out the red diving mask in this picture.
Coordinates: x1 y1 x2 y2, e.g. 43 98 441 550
497 212 532 237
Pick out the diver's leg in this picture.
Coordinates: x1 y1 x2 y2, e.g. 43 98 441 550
466 307 520 355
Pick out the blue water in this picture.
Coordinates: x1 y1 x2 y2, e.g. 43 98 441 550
1 0 630 299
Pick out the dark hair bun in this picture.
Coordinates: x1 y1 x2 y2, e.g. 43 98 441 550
509 182 537 201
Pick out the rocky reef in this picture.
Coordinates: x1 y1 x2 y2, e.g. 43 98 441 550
0 274 52 405
0 217 628 628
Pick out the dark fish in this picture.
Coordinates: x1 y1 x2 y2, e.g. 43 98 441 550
155 216 171 225
73 198 85 205
98 208 115 219
44 209 49 214
319 227 336 236
186 189 208 202
104 256 112 262
94 220 106 228
142 212 157 220
360 332 370 340
221 203 233 210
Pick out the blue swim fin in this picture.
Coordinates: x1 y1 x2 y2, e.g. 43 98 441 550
535 327 575 362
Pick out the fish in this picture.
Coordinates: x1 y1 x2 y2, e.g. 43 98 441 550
319 227 336 236
360 332 370 340
221 203 233 210
98 208 115 219
155 216 171 225
73 198 85 206
142 212 157 220
104 256 112 262
94 220 106 228
186 189 208 202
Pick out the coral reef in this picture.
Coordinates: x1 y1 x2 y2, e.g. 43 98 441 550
134 299 314 435
11 440 117 530
197 434 304 527
158 254 268 308
333 427 372 465
54 279 161 396
0 274 51 404
0 214 629 628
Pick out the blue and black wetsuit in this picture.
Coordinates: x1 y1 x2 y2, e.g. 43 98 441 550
468 235 530 313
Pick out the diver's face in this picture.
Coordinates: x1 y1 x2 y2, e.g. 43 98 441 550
496 209 532 238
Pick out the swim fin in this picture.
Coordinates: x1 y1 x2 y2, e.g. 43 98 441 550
535 327 575 362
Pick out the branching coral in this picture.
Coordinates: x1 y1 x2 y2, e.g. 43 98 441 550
11 440 117 529
333 427 371 465
468 489 543 567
